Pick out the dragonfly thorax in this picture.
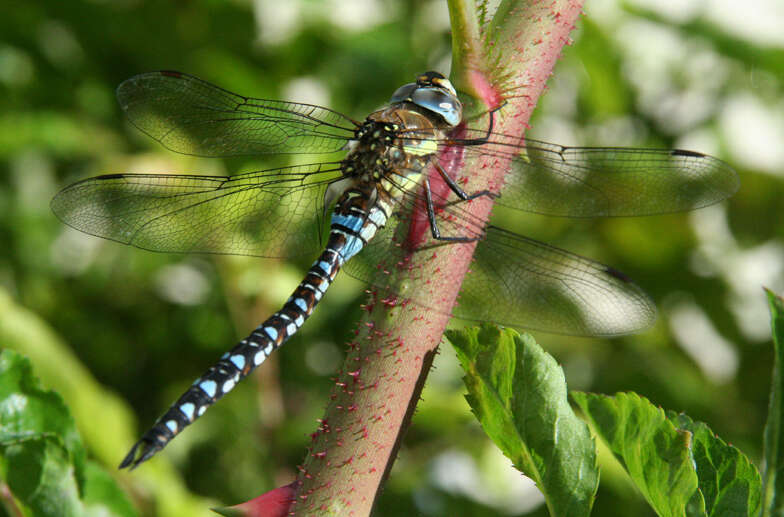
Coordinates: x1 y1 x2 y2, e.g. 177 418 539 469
339 105 446 206
341 119 397 179
338 73 460 199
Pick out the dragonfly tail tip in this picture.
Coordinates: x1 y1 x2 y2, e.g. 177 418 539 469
119 438 161 470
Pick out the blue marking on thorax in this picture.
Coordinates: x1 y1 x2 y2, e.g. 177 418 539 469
331 213 364 232
368 207 388 227
341 233 365 261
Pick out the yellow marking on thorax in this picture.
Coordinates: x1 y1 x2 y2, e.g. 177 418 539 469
380 171 422 200
402 138 438 157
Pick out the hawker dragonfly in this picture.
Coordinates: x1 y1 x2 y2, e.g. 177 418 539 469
51 70 738 469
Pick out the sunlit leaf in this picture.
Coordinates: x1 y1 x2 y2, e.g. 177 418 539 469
0 350 136 517
447 324 599 517
0 349 87 492
669 412 761 517
572 391 706 517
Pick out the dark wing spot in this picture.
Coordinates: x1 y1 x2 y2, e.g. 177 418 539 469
604 265 633 284
671 149 705 158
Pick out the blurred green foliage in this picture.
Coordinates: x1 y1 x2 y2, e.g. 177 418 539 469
0 349 137 517
1 1 782 516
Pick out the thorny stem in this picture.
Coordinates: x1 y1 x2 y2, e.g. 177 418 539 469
290 1 585 515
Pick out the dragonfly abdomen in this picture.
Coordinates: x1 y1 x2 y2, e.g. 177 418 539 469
120 185 387 469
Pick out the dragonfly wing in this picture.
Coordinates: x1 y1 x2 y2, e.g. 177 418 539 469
442 131 739 217
454 226 656 336
344 178 655 336
117 71 357 156
51 163 342 258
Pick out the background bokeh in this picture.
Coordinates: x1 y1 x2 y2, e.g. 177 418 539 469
2 0 783 515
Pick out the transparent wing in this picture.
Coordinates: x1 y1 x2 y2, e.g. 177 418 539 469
456 226 655 335
343 179 655 336
116 71 357 156
51 163 343 258
432 129 739 217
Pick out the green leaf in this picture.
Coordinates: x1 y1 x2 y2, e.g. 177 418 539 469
762 289 784 517
0 348 87 492
0 289 211 516
3 437 84 517
0 350 136 517
572 392 707 517
669 412 761 517
446 324 598 517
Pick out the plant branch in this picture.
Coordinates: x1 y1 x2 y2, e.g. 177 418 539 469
288 2 585 515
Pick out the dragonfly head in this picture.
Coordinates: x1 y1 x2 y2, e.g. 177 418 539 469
389 71 463 127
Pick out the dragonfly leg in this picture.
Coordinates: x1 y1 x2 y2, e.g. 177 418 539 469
449 101 506 146
433 161 498 202
423 177 481 243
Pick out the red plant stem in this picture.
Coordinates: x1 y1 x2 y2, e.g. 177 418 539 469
289 2 585 515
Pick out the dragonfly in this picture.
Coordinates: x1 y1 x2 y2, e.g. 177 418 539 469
51 70 738 469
